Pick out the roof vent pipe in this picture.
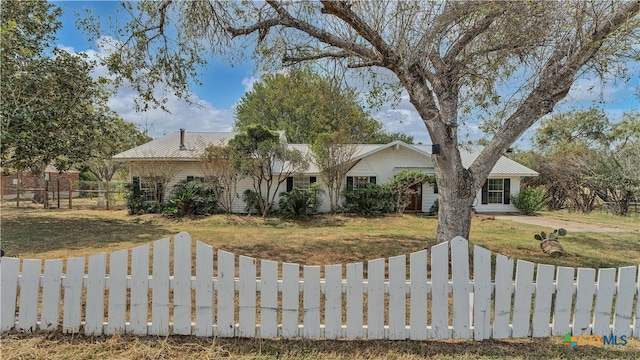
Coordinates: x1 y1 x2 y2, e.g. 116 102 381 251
179 128 186 150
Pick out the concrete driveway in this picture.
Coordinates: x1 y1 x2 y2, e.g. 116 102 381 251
493 215 627 233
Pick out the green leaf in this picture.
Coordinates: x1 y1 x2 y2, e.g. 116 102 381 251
540 231 547 239
534 234 542 241
557 228 567 236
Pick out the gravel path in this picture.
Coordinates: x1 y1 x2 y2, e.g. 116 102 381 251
493 215 628 233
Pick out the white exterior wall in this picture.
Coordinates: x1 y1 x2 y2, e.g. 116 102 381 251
129 155 527 214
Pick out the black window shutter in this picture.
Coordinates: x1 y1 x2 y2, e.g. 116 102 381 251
187 176 194 182
133 176 140 188
481 181 488 205
346 176 353 191
310 176 317 184
503 179 511 204
369 176 376 184
286 177 293 192
433 180 438 194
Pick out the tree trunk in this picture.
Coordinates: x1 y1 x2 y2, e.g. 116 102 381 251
433 144 477 243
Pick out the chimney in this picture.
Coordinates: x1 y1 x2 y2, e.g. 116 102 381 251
179 128 186 150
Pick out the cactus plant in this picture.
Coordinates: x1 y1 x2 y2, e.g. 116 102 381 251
534 228 567 258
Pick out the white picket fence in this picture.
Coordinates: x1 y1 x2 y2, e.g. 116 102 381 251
1 232 639 339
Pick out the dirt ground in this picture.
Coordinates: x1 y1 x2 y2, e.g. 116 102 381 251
494 215 627 232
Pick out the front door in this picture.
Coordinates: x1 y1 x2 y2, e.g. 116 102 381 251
405 183 423 212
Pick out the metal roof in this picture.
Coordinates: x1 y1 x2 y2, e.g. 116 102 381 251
114 132 537 177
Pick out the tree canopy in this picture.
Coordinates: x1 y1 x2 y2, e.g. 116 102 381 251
235 67 412 144
89 0 640 242
1 1 116 174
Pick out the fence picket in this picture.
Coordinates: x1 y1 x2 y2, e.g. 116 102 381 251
85 253 106 335
552 267 574 336
173 232 193 335
512 260 534 337
282 263 300 338
389 255 406 340
592 268 616 336
217 250 235 337
346 262 364 339
303 265 321 338
40 259 63 331
0 257 20 332
259 260 278 338
151 239 170 336
430 242 449 339
472 246 491 340
493 254 514 339
636 269 640 338
62 257 84 334
195 242 213 337
130 244 150 335
410 250 428 340
17 259 41 332
107 249 128 335
367 258 385 339
324 264 343 339
451 237 471 339
573 268 596 336
613 266 636 336
531 264 554 337
239 256 257 338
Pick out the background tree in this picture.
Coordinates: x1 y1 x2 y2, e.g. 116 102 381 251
1 1 113 174
228 124 309 217
311 130 359 213
90 1 639 242
235 67 412 144
82 116 151 209
198 142 241 213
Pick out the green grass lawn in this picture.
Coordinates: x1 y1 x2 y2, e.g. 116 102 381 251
1 205 639 359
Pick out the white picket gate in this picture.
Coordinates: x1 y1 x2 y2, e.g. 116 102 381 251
1 232 639 339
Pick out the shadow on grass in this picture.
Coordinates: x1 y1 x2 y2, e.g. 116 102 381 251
222 234 432 266
0 214 167 256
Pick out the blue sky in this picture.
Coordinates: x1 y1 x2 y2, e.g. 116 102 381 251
53 1 638 146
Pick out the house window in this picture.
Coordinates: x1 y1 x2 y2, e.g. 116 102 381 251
487 179 503 204
186 176 205 182
287 176 317 192
481 179 511 205
346 176 376 190
133 176 163 203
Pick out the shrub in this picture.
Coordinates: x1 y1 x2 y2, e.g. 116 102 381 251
242 189 262 214
125 182 156 215
511 186 549 215
342 182 395 215
429 198 439 215
389 170 432 214
163 180 217 217
278 183 324 217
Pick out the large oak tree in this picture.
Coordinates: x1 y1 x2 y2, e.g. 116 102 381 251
93 1 639 243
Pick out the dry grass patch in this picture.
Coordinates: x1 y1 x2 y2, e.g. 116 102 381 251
2 332 639 359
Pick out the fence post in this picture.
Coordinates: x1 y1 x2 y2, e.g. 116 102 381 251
16 171 20 208
106 181 110 210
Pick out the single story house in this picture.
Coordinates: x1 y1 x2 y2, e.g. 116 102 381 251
113 129 538 213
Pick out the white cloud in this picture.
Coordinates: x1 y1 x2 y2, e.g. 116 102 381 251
241 76 259 93
58 37 236 138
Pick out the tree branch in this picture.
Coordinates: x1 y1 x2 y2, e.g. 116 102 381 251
320 1 400 67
